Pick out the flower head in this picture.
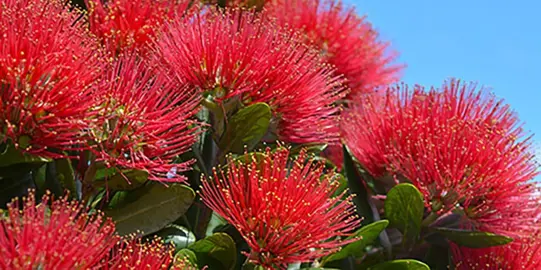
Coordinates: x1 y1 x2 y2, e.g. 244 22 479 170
343 79 539 238
86 0 192 56
452 233 541 269
200 147 360 268
104 235 179 270
155 8 346 144
88 54 200 182
0 190 118 269
266 0 402 97
0 0 102 158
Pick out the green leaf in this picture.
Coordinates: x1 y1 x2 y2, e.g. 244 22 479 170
369 259 430 270
105 183 195 236
156 225 196 252
174 249 198 267
433 227 513 248
218 102 271 154
322 220 389 265
343 145 374 225
94 169 148 191
384 183 424 243
54 158 77 196
206 212 227 237
0 142 50 167
188 233 237 270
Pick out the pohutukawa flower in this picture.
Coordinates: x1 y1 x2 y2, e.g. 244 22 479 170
343 79 539 238
155 8 347 144
452 232 541 269
0 0 102 159
0 190 118 269
200 147 360 269
266 0 402 97
85 0 192 56
88 54 200 182
104 235 181 270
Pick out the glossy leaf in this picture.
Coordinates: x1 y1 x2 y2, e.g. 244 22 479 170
433 227 513 248
188 233 237 270
322 220 390 265
384 183 424 243
343 145 374 225
174 248 198 267
94 169 148 191
105 183 195 236
54 158 77 196
218 102 271 154
369 259 430 270
156 224 196 252
0 142 50 168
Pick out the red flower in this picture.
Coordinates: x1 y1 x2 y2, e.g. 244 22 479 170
343 79 539 238
0 0 102 159
266 0 402 97
452 233 541 269
88 54 200 182
200 147 360 269
155 8 346 144
104 235 183 270
0 191 118 269
86 0 192 56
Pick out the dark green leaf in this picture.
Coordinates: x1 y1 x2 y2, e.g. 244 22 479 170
174 249 198 267
384 183 424 244
322 220 389 265
369 259 430 270
54 158 77 196
433 227 513 248
290 143 328 156
94 169 148 191
156 225 196 252
218 102 271 154
343 145 374 225
188 233 237 270
0 142 50 168
105 183 195 236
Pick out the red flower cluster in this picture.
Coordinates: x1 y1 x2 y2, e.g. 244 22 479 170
0 0 102 159
86 0 192 55
266 0 402 97
104 235 181 270
452 234 541 269
343 79 539 238
200 147 360 269
0 191 117 269
155 9 346 144
88 55 200 182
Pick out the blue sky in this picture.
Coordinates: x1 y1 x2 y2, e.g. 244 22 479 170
346 0 541 157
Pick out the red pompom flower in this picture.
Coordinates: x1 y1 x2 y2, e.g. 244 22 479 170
155 9 346 144
87 55 200 182
452 232 541 269
200 147 360 268
266 0 402 97
0 191 118 269
0 0 102 158
86 0 192 55
343 79 539 239
104 235 182 270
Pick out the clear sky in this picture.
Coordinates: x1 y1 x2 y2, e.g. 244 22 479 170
346 0 541 158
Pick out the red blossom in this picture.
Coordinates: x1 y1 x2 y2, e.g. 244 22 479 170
86 0 192 56
104 235 185 270
200 147 360 269
343 79 539 238
0 0 102 158
452 233 541 269
88 54 200 182
155 8 346 144
266 0 402 97
0 191 118 269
